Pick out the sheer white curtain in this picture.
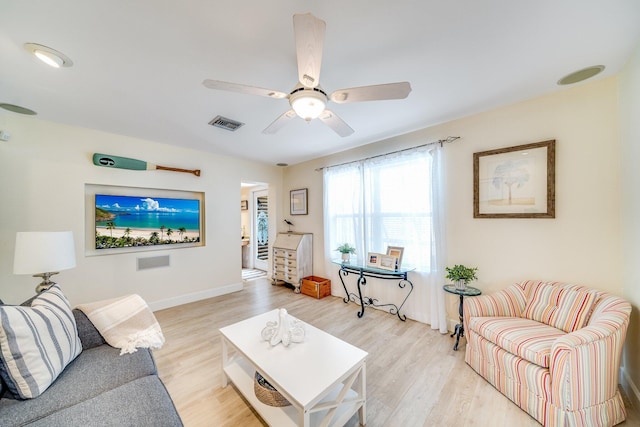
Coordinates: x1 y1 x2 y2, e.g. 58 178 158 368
323 145 447 331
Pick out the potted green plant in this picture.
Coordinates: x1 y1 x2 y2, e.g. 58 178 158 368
445 264 478 290
335 243 356 263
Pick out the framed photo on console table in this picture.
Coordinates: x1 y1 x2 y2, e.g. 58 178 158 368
474 140 555 218
386 246 404 269
366 252 381 268
379 255 398 271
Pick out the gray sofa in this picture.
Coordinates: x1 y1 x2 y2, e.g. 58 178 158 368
0 309 183 427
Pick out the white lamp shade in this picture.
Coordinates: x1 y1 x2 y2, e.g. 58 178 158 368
290 90 326 120
13 231 76 275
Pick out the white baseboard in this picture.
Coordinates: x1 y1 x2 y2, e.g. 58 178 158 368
448 318 457 333
148 282 243 312
620 366 640 409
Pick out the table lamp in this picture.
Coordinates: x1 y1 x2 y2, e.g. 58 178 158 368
13 231 76 293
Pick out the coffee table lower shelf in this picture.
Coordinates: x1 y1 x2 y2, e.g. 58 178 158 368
224 358 363 427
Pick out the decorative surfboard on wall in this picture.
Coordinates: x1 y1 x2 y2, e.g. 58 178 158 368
92 153 201 176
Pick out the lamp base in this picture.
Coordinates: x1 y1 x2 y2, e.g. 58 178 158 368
33 272 59 293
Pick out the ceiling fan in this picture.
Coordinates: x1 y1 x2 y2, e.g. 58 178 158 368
203 13 411 137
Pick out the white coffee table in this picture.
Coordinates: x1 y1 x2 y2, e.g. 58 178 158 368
220 309 368 427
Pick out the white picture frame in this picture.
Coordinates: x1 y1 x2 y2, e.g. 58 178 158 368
379 255 398 271
85 183 205 257
386 246 404 269
366 252 381 268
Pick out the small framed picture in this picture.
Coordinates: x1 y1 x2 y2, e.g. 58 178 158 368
379 255 398 271
290 188 308 215
240 200 248 210
386 246 404 269
366 252 381 268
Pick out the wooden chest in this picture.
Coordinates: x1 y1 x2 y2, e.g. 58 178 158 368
300 276 331 299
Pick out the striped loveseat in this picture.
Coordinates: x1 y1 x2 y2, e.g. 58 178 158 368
463 280 631 426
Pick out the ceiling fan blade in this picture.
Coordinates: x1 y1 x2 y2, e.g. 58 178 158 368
293 13 326 88
318 110 354 137
329 82 412 104
262 110 297 134
202 79 287 99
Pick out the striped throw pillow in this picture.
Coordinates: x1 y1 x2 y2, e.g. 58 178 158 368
0 285 82 399
522 281 597 333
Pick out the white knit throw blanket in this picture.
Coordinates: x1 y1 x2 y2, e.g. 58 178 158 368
77 294 165 355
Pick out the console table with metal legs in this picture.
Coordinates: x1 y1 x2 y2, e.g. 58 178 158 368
443 284 482 350
333 261 414 321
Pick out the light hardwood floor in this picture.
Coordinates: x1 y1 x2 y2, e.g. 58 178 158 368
153 278 639 427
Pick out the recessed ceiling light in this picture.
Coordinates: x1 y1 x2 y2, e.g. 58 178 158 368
557 65 604 86
24 43 73 68
0 103 37 115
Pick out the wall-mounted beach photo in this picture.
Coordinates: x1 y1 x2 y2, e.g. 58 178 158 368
95 194 200 249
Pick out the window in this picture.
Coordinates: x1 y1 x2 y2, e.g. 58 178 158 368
324 148 433 271
323 145 448 329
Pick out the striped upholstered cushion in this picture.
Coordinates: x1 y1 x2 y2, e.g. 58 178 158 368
469 317 566 367
0 285 82 399
521 281 597 333
466 283 527 318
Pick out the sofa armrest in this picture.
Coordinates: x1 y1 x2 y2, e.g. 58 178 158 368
549 295 631 411
73 309 106 350
463 283 527 327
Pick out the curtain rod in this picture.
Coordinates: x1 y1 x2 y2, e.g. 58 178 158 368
314 136 460 171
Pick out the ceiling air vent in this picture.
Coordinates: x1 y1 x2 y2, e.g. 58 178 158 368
208 115 244 131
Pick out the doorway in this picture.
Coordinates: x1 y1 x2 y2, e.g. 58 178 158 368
253 189 269 271
241 183 269 281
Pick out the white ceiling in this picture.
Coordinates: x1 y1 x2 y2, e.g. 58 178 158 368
1 1 639 166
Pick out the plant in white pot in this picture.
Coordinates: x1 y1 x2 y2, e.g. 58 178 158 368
445 264 478 290
335 243 356 263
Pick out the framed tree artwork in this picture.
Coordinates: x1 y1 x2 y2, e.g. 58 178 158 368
474 140 555 218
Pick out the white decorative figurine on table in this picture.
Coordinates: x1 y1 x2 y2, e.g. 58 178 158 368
261 308 305 347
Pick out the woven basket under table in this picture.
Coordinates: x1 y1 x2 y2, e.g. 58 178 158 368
254 372 291 407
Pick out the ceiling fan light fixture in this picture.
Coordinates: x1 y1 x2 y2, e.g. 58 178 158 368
290 90 326 121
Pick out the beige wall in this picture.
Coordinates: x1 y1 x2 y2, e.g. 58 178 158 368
619 43 640 408
285 76 621 294
0 114 283 309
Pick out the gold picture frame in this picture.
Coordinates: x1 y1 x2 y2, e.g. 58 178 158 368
474 140 555 218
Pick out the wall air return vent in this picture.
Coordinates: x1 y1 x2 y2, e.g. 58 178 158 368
137 255 170 271
208 115 244 131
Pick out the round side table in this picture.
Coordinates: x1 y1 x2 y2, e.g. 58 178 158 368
443 284 481 351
